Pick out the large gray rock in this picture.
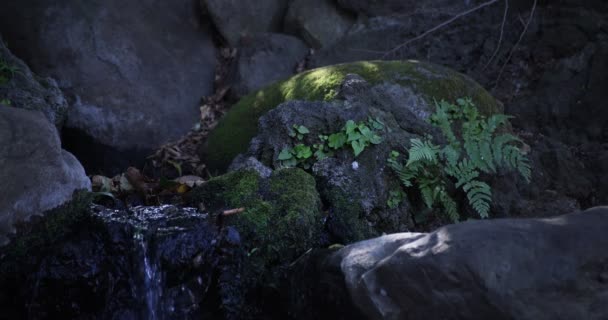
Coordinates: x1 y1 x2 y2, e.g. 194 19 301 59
0 0 217 153
232 33 308 97
202 0 288 46
0 106 90 246
288 207 608 320
236 66 503 242
0 38 67 128
285 0 355 48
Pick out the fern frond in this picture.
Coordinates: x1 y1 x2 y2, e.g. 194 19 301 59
486 114 513 134
418 175 441 208
431 100 458 146
462 180 492 218
491 134 521 167
446 159 479 188
438 190 459 222
441 145 461 167
388 157 415 187
503 145 531 182
479 137 496 173
407 138 439 166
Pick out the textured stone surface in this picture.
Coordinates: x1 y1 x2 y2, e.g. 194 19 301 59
0 0 217 154
288 207 608 320
202 0 288 46
284 0 355 48
0 106 90 245
232 33 308 97
0 38 67 128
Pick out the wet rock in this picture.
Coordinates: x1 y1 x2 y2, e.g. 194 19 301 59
0 38 67 128
188 168 324 317
0 106 90 246
284 0 355 48
202 0 289 46
0 0 217 173
232 33 308 97
0 201 233 319
288 206 608 320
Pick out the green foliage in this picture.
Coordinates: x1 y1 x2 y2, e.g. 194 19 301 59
0 98 10 105
388 97 531 222
279 117 384 169
0 58 18 85
387 189 405 209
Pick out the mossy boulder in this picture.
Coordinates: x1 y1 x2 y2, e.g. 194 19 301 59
202 60 501 172
189 168 324 274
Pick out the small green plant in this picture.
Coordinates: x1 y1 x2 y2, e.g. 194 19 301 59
388 98 531 222
0 98 11 105
0 58 19 85
278 117 384 168
387 189 405 209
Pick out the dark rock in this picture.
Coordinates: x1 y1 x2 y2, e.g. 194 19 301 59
0 201 233 319
0 38 68 128
237 66 502 242
284 0 355 48
232 33 308 97
288 207 608 320
202 0 289 46
0 106 90 246
0 0 217 171
188 168 324 317
228 155 273 178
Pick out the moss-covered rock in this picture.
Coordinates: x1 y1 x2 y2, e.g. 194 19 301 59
202 60 501 172
190 168 323 272
0 191 94 278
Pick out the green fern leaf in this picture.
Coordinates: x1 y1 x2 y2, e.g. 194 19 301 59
407 138 439 166
438 190 459 222
462 180 492 218
492 134 521 167
486 114 512 134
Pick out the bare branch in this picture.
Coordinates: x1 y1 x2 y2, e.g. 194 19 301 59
483 0 509 70
494 0 538 88
382 0 501 58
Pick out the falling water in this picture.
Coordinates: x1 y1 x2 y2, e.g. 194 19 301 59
135 232 163 320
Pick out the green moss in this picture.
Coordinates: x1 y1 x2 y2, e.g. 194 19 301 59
190 168 323 270
0 191 93 276
324 186 375 244
203 60 500 171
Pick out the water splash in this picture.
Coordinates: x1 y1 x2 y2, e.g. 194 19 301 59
136 232 163 320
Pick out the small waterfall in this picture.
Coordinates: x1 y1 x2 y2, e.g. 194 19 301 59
135 232 164 320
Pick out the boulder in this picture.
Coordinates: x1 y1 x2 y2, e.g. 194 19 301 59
202 60 501 172
287 207 608 320
0 0 217 173
231 33 308 97
0 106 90 246
0 38 68 128
203 61 507 243
284 0 355 48
202 0 289 46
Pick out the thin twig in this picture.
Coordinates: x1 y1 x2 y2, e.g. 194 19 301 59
494 0 537 88
483 0 509 70
222 207 246 216
382 0 501 58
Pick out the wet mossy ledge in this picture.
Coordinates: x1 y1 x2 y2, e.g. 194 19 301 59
0 191 95 278
202 60 501 172
188 168 324 283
